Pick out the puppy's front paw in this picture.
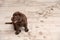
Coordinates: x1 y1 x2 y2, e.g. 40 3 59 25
25 29 29 32
15 31 20 35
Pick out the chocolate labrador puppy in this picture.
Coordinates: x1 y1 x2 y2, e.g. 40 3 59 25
5 11 29 35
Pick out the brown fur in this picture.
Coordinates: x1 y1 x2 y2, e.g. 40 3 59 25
5 11 29 35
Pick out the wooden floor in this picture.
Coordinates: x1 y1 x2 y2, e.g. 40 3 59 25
0 0 60 40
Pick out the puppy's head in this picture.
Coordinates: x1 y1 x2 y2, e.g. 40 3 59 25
12 11 22 23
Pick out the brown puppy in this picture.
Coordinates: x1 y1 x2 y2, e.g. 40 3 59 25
5 11 29 35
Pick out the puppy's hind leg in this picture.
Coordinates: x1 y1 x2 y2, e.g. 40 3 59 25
24 24 29 32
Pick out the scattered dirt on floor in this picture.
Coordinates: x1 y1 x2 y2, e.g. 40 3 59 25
38 6 54 19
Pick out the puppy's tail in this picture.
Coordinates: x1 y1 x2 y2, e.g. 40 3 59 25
5 22 12 24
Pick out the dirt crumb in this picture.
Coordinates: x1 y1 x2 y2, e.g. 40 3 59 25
17 36 20 37
38 13 43 15
28 32 31 36
39 32 43 35
51 8 53 10
43 36 46 39
36 26 39 28
40 20 44 23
